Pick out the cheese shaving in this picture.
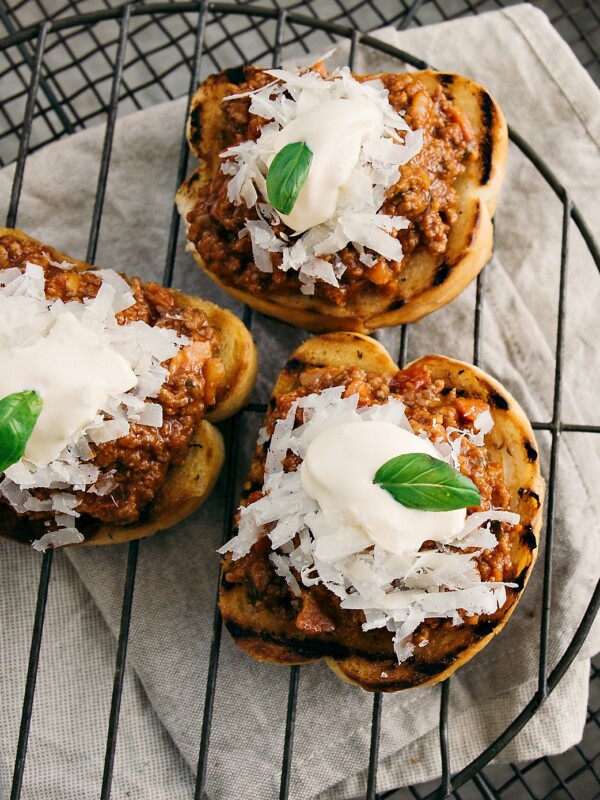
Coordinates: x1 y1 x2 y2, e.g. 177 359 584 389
220 390 520 664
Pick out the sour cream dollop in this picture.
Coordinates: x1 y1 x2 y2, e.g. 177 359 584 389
300 420 467 555
272 98 384 233
0 312 137 466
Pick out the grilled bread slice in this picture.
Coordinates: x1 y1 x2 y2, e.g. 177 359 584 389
219 333 544 691
176 67 508 333
0 228 257 547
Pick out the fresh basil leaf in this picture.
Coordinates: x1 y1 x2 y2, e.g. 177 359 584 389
0 390 43 472
373 452 480 512
266 141 313 215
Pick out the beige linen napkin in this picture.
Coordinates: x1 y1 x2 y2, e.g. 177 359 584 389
1 5 599 799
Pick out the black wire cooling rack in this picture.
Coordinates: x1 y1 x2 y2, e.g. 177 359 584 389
1 2 600 799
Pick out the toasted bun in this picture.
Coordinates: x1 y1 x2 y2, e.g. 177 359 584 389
219 333 544 691
0 228 258 547
176 69 508 333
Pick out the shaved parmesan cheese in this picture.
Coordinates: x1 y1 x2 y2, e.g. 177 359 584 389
88 417 130 444
220 65 423 289
474 409 494 435
89 471 117 497
221 390 520 663
32 528 84 552
137 403 163 428
270 553 302 597
0 267 22 286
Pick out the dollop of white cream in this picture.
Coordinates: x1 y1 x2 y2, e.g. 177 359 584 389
272 98 384 233
0 312 137 466
300 421 466 555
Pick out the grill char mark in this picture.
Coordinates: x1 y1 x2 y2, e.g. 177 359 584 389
225 620 377 662
416 654 459 677
524 440 538 462
224 620 472 682
489 391 509 410
522 523 538 552
479 89 495 186
226 65 247 85
284 356 316 374
387 298 405 311
433 262 451 286
474 619 500 637
518 488 541 507
189 102 202 148
513 565 530 592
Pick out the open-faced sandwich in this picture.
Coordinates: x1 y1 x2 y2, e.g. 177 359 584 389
219 333 543 691
0 228 257 549
176 61 507 333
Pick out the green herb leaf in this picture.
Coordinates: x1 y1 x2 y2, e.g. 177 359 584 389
266 141 313 215
0 391 43 472
373 453 480 512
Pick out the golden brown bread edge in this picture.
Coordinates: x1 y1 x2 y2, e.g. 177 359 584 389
176 68 508 333
0 227 258 547
219 332 544 691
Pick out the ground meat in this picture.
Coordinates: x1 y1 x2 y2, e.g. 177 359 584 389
0 236 225 526
230 363 520 643
186 67 478 307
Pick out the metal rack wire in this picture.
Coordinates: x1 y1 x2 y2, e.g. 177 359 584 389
1 2 600 799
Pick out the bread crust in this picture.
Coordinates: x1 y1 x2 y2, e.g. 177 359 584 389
176 69 508 333
219 333 544 691
0 228 258 547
